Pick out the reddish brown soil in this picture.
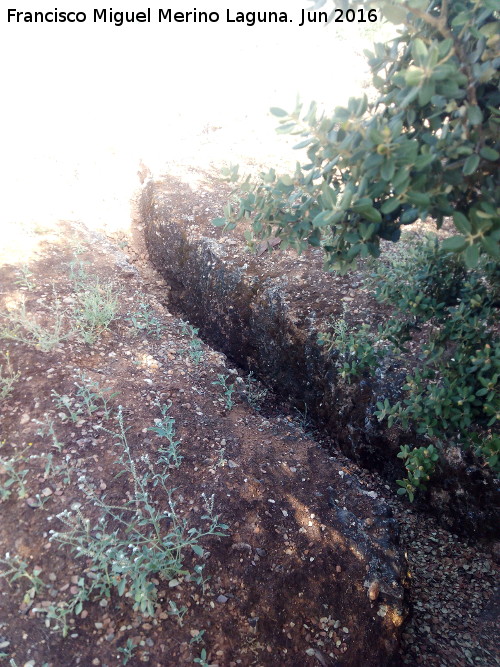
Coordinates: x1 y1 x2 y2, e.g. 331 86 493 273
0 200 498 667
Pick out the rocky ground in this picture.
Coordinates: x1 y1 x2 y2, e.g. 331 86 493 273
0 199 497 666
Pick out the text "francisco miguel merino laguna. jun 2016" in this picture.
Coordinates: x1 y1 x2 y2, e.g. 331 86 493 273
6 7 380 27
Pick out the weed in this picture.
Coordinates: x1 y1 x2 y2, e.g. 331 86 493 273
51 373 118 423
0 554 45 607
216 448 227 467
72 281 119 344
0 352 20 400
244 371 268 411
34 577 88 637
74 372 118 420
168 600 188 626
68 258 89 290
193 648 211 666
35 415 64 451
179 321 204 364
212 374 236 410
51 390 82 423
293 404 313 436
126 296 164 339
150 401 183 468
189 629 206 645
0 441 31 501
0 298 68 352
14 264 35 291
49 407 228 620
117 638 137 665
318 315 382 383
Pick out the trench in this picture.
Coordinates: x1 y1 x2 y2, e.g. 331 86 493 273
138 177 499 540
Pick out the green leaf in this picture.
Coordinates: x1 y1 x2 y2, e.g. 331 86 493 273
212 218 226 227
312 210 335 228
352 204 382 223
418 80 435 106
279 175 293 186
381 198 401 214
441 235 467 251
467 105 483 126
463 154 480 176
414 154 435 170
411 38 428 65
191 544 204 557
293 138 314 150
464 243 480 268
381 159 395 181
270 107 288 118
479 146 500 161
453 211 471 234
382 4 408 24
480 236 500 258
404 66 425 86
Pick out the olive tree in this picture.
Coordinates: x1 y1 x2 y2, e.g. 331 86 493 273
215 0 499 273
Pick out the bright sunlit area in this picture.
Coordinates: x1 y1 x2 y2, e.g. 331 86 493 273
1 0 386 240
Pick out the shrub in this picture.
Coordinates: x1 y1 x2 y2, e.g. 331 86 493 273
215 0 499 272
215 0 500 499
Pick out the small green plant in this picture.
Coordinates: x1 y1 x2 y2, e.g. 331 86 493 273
244 371 268 411
212 374 236 410
35 415 64 452
189 630 206 645
467 433 500 475
68 258 89 289
149 402 183 468
396 444 440 502
215 448 227 468
126 297 164 338
72 280 119 344
0 553 45 607
0 441 31 501
168 600 188 626
51 390 82 423
0 298 68 352
117 638 138 665
14 264 35 291
318 316 382 383
34 577 88 637
74 372 118 420
51 374 118 423
179 321 204 364
50 407 228 620
193 648 211 666
0 352 20 400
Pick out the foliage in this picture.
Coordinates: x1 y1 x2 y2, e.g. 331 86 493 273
212 374 236 410
372 237 499 495
179 320 204 364
49 408 227 621
318 314 383 382
149 401 184 468
51 373 118 423
0 352 20 400
126 295 164 339
244 371 268 411
0 441 31 501
72 280 119 344
0 298 68 352
0 554 45 607
14 264 35 291
396 444 440 501
215 0 500 273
